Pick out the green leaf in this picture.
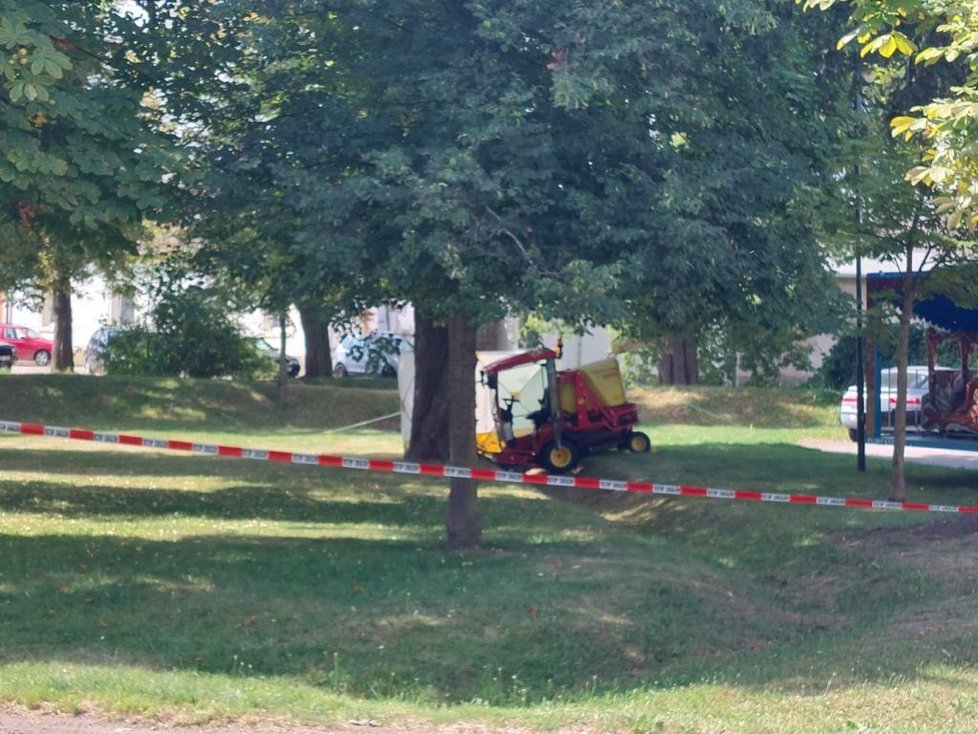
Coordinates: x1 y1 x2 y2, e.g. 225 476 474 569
906 166 932 185
890 115 918 140
29 48 71 79
836 27 862 50
30 57 64 80
0 17 32 48
893 33 915 55
915 47 944 64
935 198 956 215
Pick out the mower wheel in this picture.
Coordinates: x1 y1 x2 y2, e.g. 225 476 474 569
540 439 580 474
625 431 651 453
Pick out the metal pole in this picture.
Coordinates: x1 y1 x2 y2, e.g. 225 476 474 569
853 52 866 472
856 256 866 471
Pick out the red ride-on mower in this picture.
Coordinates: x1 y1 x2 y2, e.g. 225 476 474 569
475 344 650 474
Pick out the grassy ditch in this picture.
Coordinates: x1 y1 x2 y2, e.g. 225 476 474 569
1 374 977 732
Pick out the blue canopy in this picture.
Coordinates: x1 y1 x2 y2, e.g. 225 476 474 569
866 272 978 333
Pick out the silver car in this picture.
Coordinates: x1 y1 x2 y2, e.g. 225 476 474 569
331 332 412 378
839 365 954 440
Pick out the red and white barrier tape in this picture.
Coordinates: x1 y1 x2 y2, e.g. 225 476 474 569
2 420 975 515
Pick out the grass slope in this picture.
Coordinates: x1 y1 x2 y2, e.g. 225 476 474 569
0 373 401 433
1 374 977 732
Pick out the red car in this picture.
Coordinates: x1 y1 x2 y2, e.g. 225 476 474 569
0 324 53 366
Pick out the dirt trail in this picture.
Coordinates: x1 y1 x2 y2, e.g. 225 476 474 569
0 706 537 734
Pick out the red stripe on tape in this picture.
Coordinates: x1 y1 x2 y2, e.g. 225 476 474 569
119 434 143 446
318 455 343 468
902 502 930 512
420 464 445 476
218 445 243 458
268 451 293 463
735 490 763 502
790 495 818 505
168 440 193 452
845 498 874 508
21 423 44 435
369 460 395 473
69 429 94 441
471 468 499 481
680 486 708 497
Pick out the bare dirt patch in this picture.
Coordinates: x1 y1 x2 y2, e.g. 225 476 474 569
0 706 543 734
904 515 978 540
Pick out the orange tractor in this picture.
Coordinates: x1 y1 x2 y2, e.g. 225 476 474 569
475 344 650 473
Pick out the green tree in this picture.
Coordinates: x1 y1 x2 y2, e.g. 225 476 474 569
341 1 625 546
804 0 977 499
802 0 978 225
132 0 626 546
592 0 853 385
120 1 393 381
0 1 174 369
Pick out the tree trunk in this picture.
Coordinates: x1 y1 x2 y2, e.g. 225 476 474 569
658 333 698 385
52 273 73 372
298 304 332 379
445 312 481 548
406 310 450 462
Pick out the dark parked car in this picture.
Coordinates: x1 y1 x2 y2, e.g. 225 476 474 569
248 337 300 378
0 341 15 370
84 327 119 375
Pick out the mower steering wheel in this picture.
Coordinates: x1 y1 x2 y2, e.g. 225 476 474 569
500 396 516 421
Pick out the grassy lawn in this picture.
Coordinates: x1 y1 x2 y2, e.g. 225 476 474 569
1 374 978 732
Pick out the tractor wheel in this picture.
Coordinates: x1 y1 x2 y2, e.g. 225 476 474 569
540 439 580 474
625 431 651 453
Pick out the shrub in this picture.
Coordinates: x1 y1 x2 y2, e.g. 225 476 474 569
102 285 264 379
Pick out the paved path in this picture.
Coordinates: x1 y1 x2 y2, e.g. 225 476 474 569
799 438 978 470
